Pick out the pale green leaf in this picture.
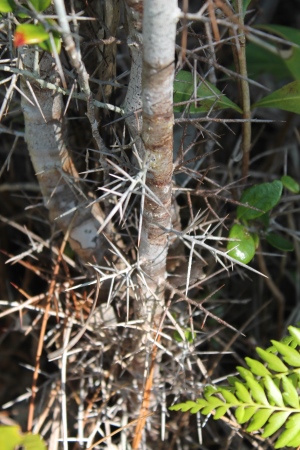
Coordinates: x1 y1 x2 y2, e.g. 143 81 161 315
237 181 283 221
246 408 273 432
22 433 47 450
288 326 300 345
245 376 269 406
282 375 299 409
262 411 291 438
0 426 23 450
213 405 230 419
169 401 197 412
286 430 300 448
235 381 253 404
271 340 300 367
274 417 300 448
264 375 284 407
218 388 239 404
256 347 289 372
202 404 217 415
237 366 255 380
245 357 271 377
236 405 257 424
174 70 242 114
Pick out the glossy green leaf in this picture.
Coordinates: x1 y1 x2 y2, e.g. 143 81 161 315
28 0 51 11
236 405 257 424
288 326 300 345
218 388 239 404
174 70 242 114
14 24 49 47
237 365 255 380
262 411 291 438
281 175 300 193
227 224 256 264
38 29 61 54
271 340 300 367
264 376 284 407
237 180 283 221
214 405 230 419
255 25 300 81
266 233 294 252
274 415 300 448
246 408 273 432
0 0 14 12
235 381 253 404
245 376 269 406
252 80 300 114
245 357 271 377
282 375 300 409
256 347 289 372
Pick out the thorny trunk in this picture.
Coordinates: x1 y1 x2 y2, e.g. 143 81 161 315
20 48 106 264
138 0 179 324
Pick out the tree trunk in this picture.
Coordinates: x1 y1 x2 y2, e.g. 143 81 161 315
139 0 179 323
20 48 106 264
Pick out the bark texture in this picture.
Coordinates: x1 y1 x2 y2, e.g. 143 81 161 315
20 48 106 264
139 0 179 322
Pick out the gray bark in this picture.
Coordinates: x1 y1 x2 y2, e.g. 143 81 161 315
20 48 106 264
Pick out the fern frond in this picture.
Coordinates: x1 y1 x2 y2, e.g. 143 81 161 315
170 325 300 449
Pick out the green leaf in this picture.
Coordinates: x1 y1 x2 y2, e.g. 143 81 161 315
237 366 255 380
271 340 300 367
169 401 198 412
14 24 49 47
227 224 256 264
252 80 300 114
173 328 194 343
235 381 253 404
281 175 300 193
245 357 271 377
266 233 294 252
288 326 300 345
274 414 300 448
256 347 289 372
218 387 239 404
246 42 291 81
0 426 46 450
262 411 291 438
214 405 230 419
0 426 23 450
282 375 300 409
245 376 269 406
246 409 273 432
174 70 242 114
236 405 257 424
237 180 283 221
22 433 47 450
255 25 300 81
28 0 51 11
264 375 284 407
0 0 15 12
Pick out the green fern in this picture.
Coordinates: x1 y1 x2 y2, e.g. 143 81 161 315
170 326 300 449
